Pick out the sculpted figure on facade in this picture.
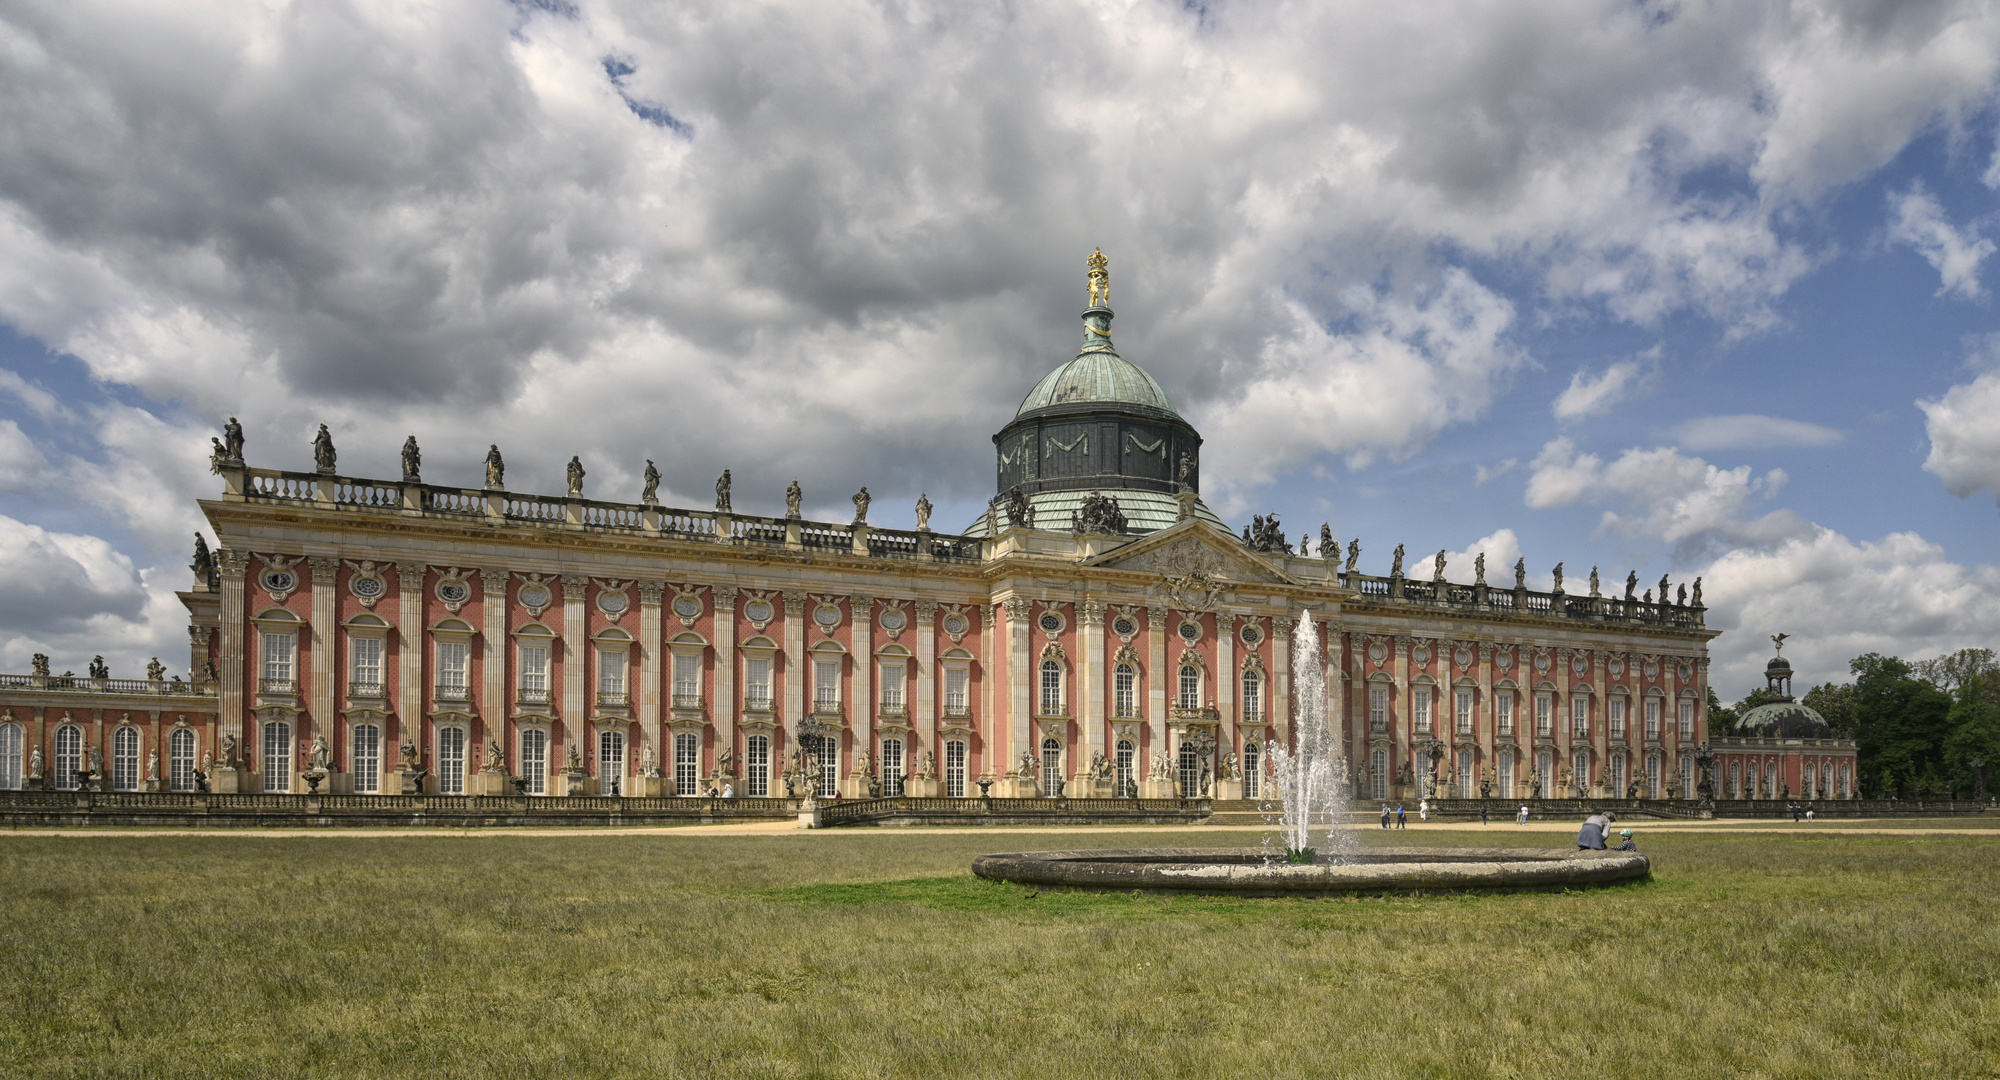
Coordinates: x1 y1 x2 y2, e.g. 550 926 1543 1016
1390 544 1405 578
209 436 228 474
1692 577 1703 606
312 424 337 475
717 747 736 778
144 748 158 782
309 732 331 771
642 460 660 505
400 738 420 771
1514 557 1527 589
222 416 245 462
1659 574 1671 605
918 750 937 780
1551 563 1564 593
563 742 583 773
401 435 421 483
1625 570 1638 601
566 456 585 497
485 740 507 772
1474 552 1486 585
28 744 42 779
1004 485 1032 529
1091 751 1111 781
1075 491 1127 535
715 469 732 512
785 479 803 518
147 657 165 681
1018 750 1036 779
484 444 505 489
1345 539 1359 573
87 656 108 679
915 492 933 530
852 486 870 524
1677 583 1687 606
1177 450 1194 491
1086 246 1111 308
1433 549 1447 582
1589 566 1600 597
639 743 659 778
1320 523 1334 559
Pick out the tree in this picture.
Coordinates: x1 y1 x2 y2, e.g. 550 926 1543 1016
1850 653 1954 798
1706 686 1736 738
1912 648 1999 695
1802 682 1856 737
1943 674 2000 798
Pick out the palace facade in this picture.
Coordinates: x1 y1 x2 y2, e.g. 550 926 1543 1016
0 253 1781 806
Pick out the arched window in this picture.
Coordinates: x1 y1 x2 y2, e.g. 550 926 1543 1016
1457 748 1475 798
944 739 967 798
745 734 770 798
1840 762 1850 798
519 728 549 796
1178 739 1203 797
1242 671 1263 723
169 728 197 792
0 721 21 790
1536 750 1554 798
803 731 837 798
1608 750 1626 798
1371 748 1389 801
1116 739 1136 798
262 721 292 792
1369 687 1390 732
670 729 699 795
1114 664 1137 718
1497 749 1515 797
598 728 626 796
1040 738 1062 797
53 724 82 791
1242 741 1260 800
1646 752 1662 799
1571 749 1590 796
1177 666 1200 711
1680 754 1695 800
111 727 140 791
1041 660 1065 715
1746 760 1759 801
1730 760 1742 799
437 725 466 795
350 723 380 794
880 737 904 797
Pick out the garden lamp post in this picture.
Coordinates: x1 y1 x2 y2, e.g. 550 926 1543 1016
796 714 834 806
1695 743 1717 811
1424 739 1445 799
1181 726 1217 798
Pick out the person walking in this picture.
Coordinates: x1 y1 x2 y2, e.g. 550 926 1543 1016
1395 804 1407 829
1517 803 1530 826
1380 804 1391 830
1481 805 1490 826
1419 798 1430 823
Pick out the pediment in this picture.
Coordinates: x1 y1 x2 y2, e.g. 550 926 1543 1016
1086 519 1298 605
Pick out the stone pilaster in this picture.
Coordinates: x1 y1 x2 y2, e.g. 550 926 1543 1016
637 581 665 775
1146 610 1167 779
1003 597 1031 791
307 556 340 792
216 549 249 762
712 585 738 778
561 575 589 772
1392 635 1410 796
914 600 938 775
1215 611 1237 765
850 595 872 790
1273 616 1294 753
980 604 999 782
481 568 508 751
782 593 807 745
1076 599 1105 793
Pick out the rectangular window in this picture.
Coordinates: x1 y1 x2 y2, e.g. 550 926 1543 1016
944 667 969 715
1572 697 1589 738
1116 740 1136 798
1610 698 1627 738
111 727 139 791
1243 742 1260 800
350 637 383 695
945 740 967 798
0 722 19 790
673 653 700 708
880 738 904 796
1536 693 1553 737
1114 666 1137 718
599 650 628 702
520 729 548 796
518 645 550 704
351 723 380 794
260 631 295 690
1644 699 1660 740
1413 687 1431 733
262 721 292 792
1498 749 1515 796
598 729 625 796
1369 687 1389 732
1243 674 1263 723
1370 748 1389 801
814 659 841 711
745 734 770 797
1455 690 1474 735
674 732 700 796
1497 692 1514 735
437 726 465 795
879 662 906 714
1679 700 1695 740
1046 663 1068 714
169 728 197 793
436 641 468 699
745 657 774 710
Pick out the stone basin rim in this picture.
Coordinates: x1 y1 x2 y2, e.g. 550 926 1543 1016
970 846 1651 895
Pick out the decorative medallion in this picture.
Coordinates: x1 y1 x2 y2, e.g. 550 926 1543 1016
1369 638 1387 664
1609 657 1624 678
1177 618 1201 644
1037 605 1066 637
1534 650 1551 674
813 599 843 634
743 591 776 631
1113 616 1138 639
595 579 631 621
259 555 299 603
435 567 472 613
1413 642 1431 666
878 601 909 639
1495 648 1512 671
345 560 386 607
1454 645 1473 669
1678 663 1691 682
672 584 708 627
1644 658 1659 680
1573 653 1588 676
517 574 554 618
940 605 971 642
1240 622 1264 647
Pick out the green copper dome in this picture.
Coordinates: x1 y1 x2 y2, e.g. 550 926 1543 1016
1014 307 1180 419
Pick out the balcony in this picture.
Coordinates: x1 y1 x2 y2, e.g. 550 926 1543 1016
258 677 297 696
434 683 470 703
1241 709 1264 725
878 702 907 719
598 690 630 708
942 704 970 722
743 694 774 714
516 686 551 706
672 693 702 710
348 680 385 700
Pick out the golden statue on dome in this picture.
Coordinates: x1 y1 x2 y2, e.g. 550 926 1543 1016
1086 247 1110 309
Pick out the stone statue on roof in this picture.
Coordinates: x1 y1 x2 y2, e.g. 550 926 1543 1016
1086 247 1110 308
566 455 585 496
852 486 871 524
312 424 337 475
1625 570 1637 601
716 469 732 512
484 445 505 489
222 416 244 461
1589 566 1600 597
1320 523 1333 559
1551 563 1564 593
785 479 803 518
915 492 933 530
1474 552 1486 585
1390 544 1405 577
1433 549 1447 583
1659 574 1671 604
1692 577 1703 606
401 435 421 483
1345 539 1360 573
1514 557 1527 589
642 460 659 505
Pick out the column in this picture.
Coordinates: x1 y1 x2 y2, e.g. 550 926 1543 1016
1004 596 1031 789
561 576 589 765
848 596 873 797
1555 648 1575 794
1349 631 1367 795
395 562 426 760
1595 650 1612 795
480 567 508 742
782 592 806 741
1272 615 1292 750
1077 599 1105 792
216 549 249 757
1146 610 1168 775
712 585 738 778
1477 641 1496 796
1392 636 1410 793
1215 611 1237 747
638 581 664 784
980 604 999 782
914 601 938 772
308 555 339 790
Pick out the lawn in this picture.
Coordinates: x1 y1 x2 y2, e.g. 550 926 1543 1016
1 826 1995 1079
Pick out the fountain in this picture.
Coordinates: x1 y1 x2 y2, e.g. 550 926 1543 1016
972 611 1649 895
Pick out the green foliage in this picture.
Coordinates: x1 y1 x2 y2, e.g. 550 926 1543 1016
1707 685 1736 737
1851 652 1956 798
1 830 1998 1078
1802 681 1856 737
1731 686 1785 715
1944 674 2000 797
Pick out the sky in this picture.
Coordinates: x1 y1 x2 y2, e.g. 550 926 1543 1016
4 0 2000 700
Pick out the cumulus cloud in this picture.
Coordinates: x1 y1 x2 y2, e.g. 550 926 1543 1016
1886 183 1995 298
1700 526 2000 693
1672 414 1842 451
1525 437 1809 558
0 515 154 669
1553 358 1652 420
1919 366 2000 504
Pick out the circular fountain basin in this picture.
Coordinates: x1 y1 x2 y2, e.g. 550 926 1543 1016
971 847 1649 896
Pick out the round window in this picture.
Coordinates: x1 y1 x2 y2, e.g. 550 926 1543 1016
351 576 383 599
1413 646 1430 665
438 582 469 604
674 595 704 619
1239 624 1263 646
814 604 842 627
262 570 295 594
879 609 907 632
1496 650 1513 671
519 586 551 610
1111 616 1137 638
942 614 969 637
599 592 628 615
1178 621 1200 643
745 600 774 624
1038 612 1064 634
